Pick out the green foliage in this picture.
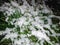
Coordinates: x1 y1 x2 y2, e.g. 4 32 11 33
15 26 21 34
0 11 7 30
51 17 60 24
43 27 52 34
0 21 8 30
17 36 21 40
7 23 15 28
38 12 49 17
49 36 59 43
50 24 60 33
42 13 49 16
44 19 48 24
57 36 60 43
23 28 31 34
0 34 6 41
0 11 15 31
0 38 12 45
43 41 51 45
29 35 38 42
34 26 39 30
0 11 6 20
8 10 22 21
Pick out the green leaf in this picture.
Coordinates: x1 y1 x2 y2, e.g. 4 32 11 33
43 41 51 45
23 28 31 34
0 38 12 45
49 36 59 43
0 11 8 30
51 17 60 24
29 35 38 42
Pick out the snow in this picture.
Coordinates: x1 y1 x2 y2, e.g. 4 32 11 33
31 30 50 41
14 17 26 27
0 0 60 45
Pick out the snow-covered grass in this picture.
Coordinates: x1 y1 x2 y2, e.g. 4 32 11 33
0 0 60 45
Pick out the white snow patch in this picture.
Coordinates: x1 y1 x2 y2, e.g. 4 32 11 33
31 30 50 41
